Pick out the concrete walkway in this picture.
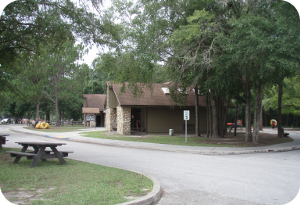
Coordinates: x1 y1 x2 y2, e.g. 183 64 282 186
9 125 300 155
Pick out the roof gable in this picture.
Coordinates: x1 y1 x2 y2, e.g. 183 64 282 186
83 94 106 110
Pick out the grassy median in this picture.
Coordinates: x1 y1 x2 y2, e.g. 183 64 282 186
0 148 153 205
80 131 294 147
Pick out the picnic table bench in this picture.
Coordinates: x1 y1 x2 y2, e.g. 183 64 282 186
7 142 72 168
7 150 73 159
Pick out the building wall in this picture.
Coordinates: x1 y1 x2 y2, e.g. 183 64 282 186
83 98 88 107
108 87 118 108
105 83 207 135
146 107 207 134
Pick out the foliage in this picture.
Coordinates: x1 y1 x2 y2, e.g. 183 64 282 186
263 75 300 116
105 0 300 141
0 0 121 102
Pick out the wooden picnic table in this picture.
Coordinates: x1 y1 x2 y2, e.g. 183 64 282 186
7 142 72 168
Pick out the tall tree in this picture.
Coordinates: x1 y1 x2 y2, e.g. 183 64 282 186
1 0 120 97
12 48 49 119
41 40 86 126
217 0 299 142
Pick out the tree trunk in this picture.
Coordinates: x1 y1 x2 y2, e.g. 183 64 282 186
234 104 238 136
55 86 60 127
46 111 50 122
62 111 65 125
219 99 224 137
223 98 230 136
278 82 283 138
206 95 212 138
264 109 267 127
194 87 200 136
253 85 263 143
211 97 218 138
209 103 212 138
242 74 252 142
206 105 210 138
36 99 40 120
211 97 222 138
260 106 263 130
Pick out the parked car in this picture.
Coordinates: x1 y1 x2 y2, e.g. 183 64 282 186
1 118 11 124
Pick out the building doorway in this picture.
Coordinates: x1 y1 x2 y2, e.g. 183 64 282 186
96 115 101 127
131 108 141 131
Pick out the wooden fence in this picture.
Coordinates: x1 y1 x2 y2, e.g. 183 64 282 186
27 120 84 127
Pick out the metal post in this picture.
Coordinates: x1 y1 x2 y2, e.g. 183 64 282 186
185 120 187 143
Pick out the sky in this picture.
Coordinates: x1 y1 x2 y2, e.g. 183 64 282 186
74 0 112 66
81 45 98 66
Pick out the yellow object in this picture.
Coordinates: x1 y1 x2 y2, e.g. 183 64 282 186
36 122 49 129
270 119 277 126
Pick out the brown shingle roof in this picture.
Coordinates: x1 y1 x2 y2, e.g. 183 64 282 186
108 82 206 107
83 94 106 110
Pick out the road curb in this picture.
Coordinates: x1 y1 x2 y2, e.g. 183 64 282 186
61 137 300 155
67 158 163 205
117 174 163 205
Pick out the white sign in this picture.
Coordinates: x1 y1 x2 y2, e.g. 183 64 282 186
184 110 190 121
86 114 95 121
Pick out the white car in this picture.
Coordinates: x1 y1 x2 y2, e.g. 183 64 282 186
1 118 11 124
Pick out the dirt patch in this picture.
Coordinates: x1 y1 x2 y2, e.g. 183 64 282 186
199 132 293 147
3 187 55 205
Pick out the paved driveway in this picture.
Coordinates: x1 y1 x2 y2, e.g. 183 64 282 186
2 125 300 205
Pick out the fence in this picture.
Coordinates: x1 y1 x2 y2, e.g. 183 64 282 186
27 120 84 127
46 121 84 126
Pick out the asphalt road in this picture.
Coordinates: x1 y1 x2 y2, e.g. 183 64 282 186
1 125 300 205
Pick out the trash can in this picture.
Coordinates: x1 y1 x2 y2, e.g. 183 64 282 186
169 129 174 136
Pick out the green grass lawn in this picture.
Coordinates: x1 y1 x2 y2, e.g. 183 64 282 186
80 131 294 147
80 131 236 147
0 148 153 205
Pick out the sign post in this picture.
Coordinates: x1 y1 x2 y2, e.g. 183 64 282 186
184 110 190 143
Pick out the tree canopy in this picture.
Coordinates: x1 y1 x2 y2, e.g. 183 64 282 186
101 0 300 141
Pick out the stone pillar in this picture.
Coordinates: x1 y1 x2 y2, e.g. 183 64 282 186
106 108 112 131
90 120 96 127
106 108 117 131
117 106 131 135
84 113 86 128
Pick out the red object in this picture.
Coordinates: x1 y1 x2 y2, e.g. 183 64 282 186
227 123 233 126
